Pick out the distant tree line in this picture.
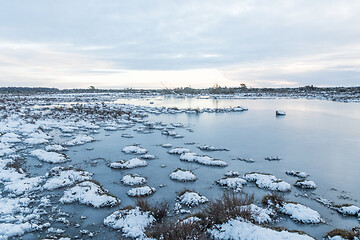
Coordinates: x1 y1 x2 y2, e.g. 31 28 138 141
0 85 359 95
0 87 60 93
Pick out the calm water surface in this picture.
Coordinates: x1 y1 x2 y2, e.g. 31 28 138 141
26 97 360 239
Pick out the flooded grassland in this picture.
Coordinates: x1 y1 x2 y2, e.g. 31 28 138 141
0 93 359 240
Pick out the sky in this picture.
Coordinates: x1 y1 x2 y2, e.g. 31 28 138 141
1 0 360 89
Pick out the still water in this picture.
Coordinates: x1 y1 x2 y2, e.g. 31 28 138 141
27 97 360 239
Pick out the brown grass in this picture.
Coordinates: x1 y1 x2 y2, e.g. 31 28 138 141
325 228 360 239
262 192 285 207
145 220 208 240
204 192 254 225
136 198 169 223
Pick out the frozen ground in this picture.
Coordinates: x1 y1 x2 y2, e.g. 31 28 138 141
0 93 359 239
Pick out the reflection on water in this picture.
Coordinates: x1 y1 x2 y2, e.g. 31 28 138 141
24 97 360 239
116 96 360 120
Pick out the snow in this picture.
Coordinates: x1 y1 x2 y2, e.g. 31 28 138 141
122 145 148 154
44 166 93 190
0 196 46 239
110 158 147 169
24 137 49 144
30 149 70 163
171 123 184 127
315 197 333 207
286 170 309 178
294 180 317 189
0 222 36 239
170 169 197 181
127 186 156 197
0 142 14 157
216 177 247 192
1 133 22 143
0 158 25 182
179 152 228 167
4 176 44 195
334 205 360 216
224 171 240 177
241 204 274 224
60 181 120 208
141 154 156 160
325 236 349 240
121 133 134 138
210 218 314 240
198 145 228 151
237 158 255 163
104 207 155 239
104 126 118 131
45 144 67 151
168 147 190 155
279 202 323 224
23 131 51 144
121 174 147 186
65 134 95 146
161 143 172 148
180 216 201 224
243 173 291 192
177 191 208 207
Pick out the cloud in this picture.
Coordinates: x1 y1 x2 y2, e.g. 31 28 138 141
1 0 360 88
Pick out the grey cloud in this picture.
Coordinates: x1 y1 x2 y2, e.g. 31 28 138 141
1 0 360 87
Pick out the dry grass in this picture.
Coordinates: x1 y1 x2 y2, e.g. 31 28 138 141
136 198 169 223
262 192 285 207
204 192 253 225
145 219 208 240
144 192 254 239
325 228 360 239
5 159 26 174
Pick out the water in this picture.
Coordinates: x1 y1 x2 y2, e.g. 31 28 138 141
25 97 360 239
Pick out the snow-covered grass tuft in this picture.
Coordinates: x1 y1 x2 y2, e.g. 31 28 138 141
210 218 315 240
324 228 360 240
45 144 68 152
65 134 95 146
161 143 173 148
216 177 247 192
279 202 323 224
110 158 147 169
225 171 239 177
180 152 227 167
44 166 93 190
4 176 44 195
127 186 156 197
243 172 291 192
168 147 190 155
263 194 323 224
30 149 70 163
104 207 155 239
333 204 360 216
60 180 120 208
122 145 148 154
177 190 208 207
170 169 197 182
294 179 317 189
286 170 309 178
121 174 147 186
240 204 275 224
197 145 228 151
141 154 156 160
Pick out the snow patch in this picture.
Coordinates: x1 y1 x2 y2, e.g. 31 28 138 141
243 173 291 192
170 169 197 182
104 207 155 239
60 181 120 208
30 149 70 163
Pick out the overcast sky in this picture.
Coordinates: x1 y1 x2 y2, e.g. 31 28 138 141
1 0 360 89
